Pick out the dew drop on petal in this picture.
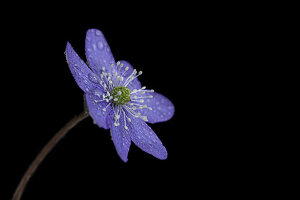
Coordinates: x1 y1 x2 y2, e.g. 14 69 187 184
92 44 97 51
88 73 99 83
97 41 104 50
95 30 102 36
74 64 80 70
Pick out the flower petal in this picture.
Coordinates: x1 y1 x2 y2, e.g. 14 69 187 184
85 29 115 74
66 42 98 93
118 60 142 90
139 92 174 124
85 93 112 130
130 118 167 160
110 112 131 162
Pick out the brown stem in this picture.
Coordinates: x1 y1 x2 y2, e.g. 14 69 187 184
12 111 89 200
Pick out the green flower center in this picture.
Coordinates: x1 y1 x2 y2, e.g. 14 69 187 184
111 86 131 105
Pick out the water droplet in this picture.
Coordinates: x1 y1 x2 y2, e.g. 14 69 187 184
92 44 97 51
83 79 88 84
97 41 104 50
95 30 102 36
88 73 99 83
74 64 80 70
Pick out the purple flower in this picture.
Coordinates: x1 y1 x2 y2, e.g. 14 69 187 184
65 29 174 162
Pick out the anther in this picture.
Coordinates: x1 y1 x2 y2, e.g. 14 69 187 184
141 116 148 122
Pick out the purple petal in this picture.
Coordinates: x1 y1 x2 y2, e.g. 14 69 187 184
118 60 142 90
130 118 167 160
110 112 131 162
66 42 98 93
139 92 174 124
85 93 112 130
85 29 115 74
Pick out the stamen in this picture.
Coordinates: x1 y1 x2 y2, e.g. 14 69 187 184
130 87 153 95
103 102 112 111
93 99 106 103
110 63 114 74
131 89 137 94
114 114 120 120
124 69 137 86
141 116 148 122
123 105 140 118
113 105 122 126
121 66 129 77
122 109 128 130
117 63 124 79
131 99 145 103
131 95 153 99
124 70 143 87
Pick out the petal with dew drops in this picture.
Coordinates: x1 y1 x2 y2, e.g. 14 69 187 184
66 42 98 93
138 92 174 124
130 118 167 160
85 29 115 75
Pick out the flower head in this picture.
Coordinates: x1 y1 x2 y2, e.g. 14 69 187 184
65 29 174 162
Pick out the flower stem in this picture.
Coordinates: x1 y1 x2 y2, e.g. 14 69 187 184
12 111 89 200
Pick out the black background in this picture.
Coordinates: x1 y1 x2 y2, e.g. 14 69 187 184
2 2 262 200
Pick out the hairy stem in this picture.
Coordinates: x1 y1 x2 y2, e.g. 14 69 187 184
12 111 89 200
